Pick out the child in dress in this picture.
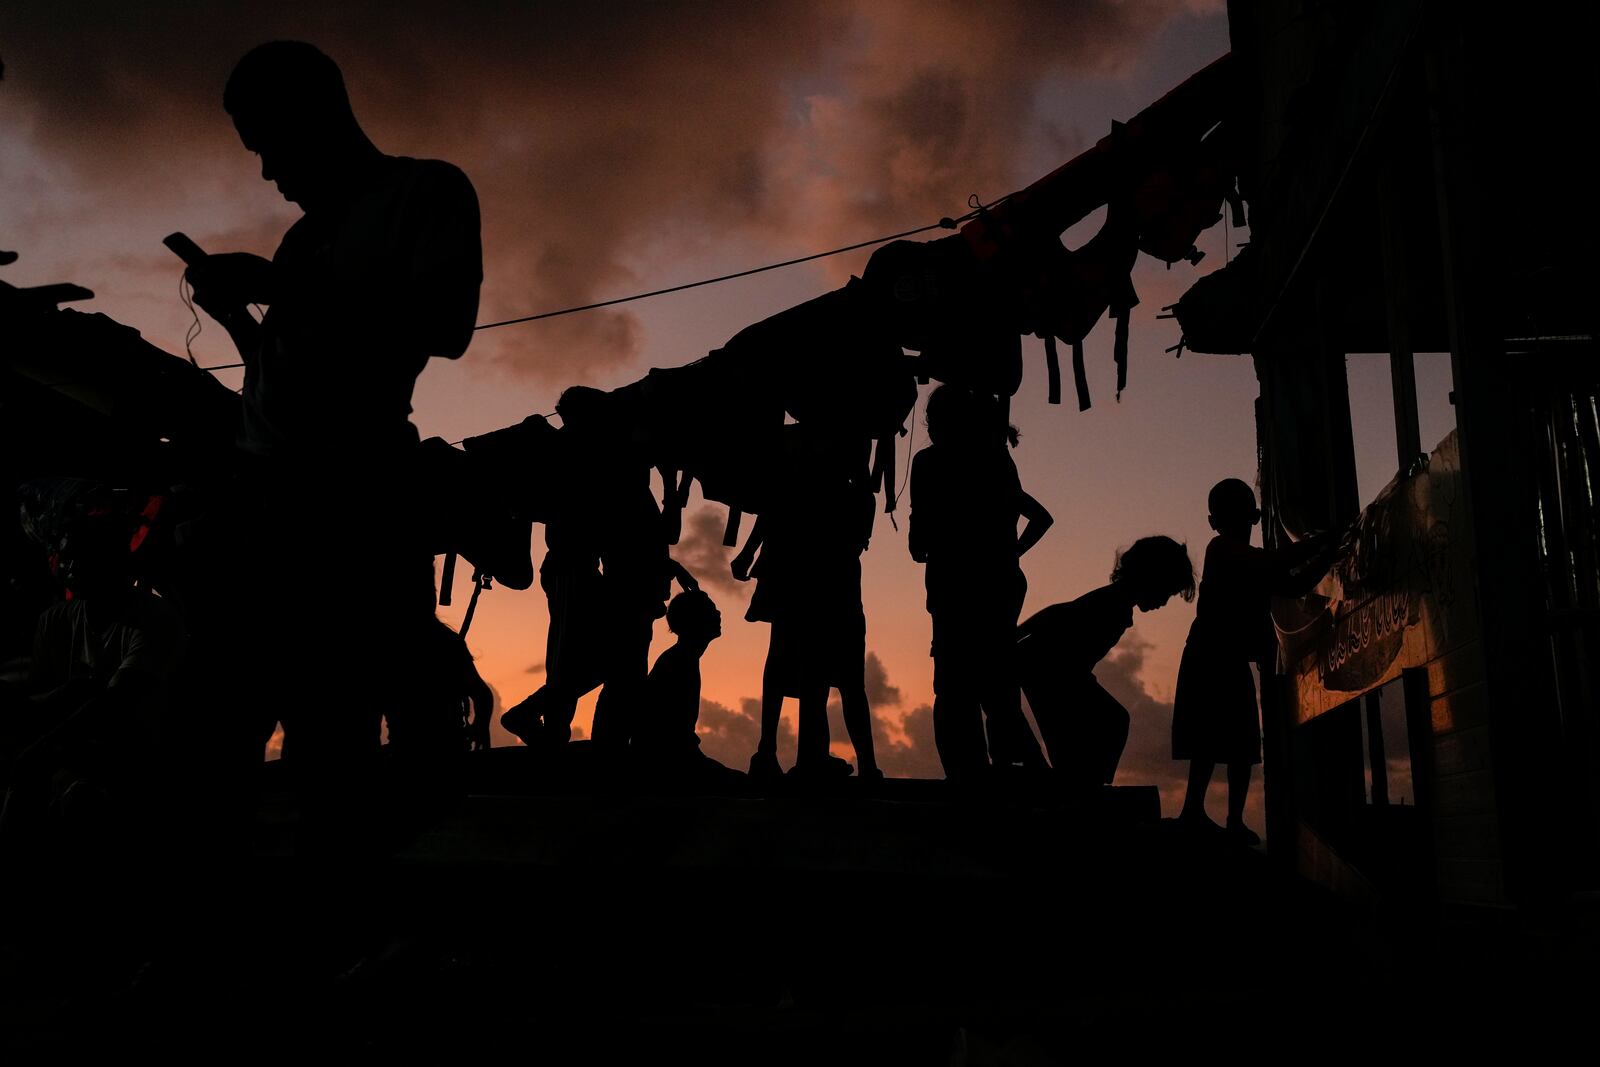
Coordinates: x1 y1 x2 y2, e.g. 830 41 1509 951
1172 479 1341 843
735 428 880 781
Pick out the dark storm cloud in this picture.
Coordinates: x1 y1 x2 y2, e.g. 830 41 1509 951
820 651 941 778
2 1 1199 380
697 695 795 769
1093 631 1264 826
671 507 748 597
699 650 938 775
871 702 942 779
863 650 901 708
1093 634 1177 794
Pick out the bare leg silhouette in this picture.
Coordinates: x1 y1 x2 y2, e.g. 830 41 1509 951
1226 762 1258 844
795 685 848 775
1180 759 1221 830
750 651 786 778
839 685 879 778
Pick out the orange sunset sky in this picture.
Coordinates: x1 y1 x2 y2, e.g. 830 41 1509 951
1 2 1454 829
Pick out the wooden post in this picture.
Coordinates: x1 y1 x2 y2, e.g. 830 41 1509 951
1401 667 1437 899
1314 281 1362 523
1425 16 1564 902
1261 669 1298 858
1378 141 1423 467
1365 689 1389 806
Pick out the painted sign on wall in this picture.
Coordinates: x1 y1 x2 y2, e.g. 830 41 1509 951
1275 430 1477 720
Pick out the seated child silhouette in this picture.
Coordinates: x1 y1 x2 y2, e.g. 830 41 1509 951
633 589 744 789
1016 536 1195 789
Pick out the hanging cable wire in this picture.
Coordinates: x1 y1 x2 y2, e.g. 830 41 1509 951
471 203 1001 332
178 271 202 366
895 394 920 508
189 196 1008 375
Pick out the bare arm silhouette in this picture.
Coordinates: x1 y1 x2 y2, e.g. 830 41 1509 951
730 514 767 582
908 452 930 563
666 558 700 592
1016 491 1053 558
466 664 494 752
1263 528 1345 598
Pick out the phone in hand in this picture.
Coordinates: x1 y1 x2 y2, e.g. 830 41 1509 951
162 232 209 267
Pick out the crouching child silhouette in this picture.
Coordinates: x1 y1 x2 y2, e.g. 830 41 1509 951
1173 479 1343 844
1016 536 1195 790
631 590 744 790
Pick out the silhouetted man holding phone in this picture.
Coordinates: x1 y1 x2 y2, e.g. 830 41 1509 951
185 41 482 857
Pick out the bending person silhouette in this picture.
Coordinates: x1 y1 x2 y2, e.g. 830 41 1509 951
631 589 744 789
909 386 1052 779
1016 537 1194 789
183 41 482 850
1173 479 1343 843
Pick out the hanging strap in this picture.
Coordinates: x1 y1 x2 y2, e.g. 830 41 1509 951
722 507 743 547
869 434 888 493
1226 185 1247 228
459 569 490 638
1110 274 1139 402
1043 334 1062 405
658 465 685 545
439 549 458 607
1071 339 1091 412
869 433 898 513
1113 310 1130 401
1120 308 1132 399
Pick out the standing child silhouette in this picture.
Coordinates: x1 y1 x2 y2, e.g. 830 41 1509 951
909 385 1052 779
1173 479 1342 843
734 427 880 781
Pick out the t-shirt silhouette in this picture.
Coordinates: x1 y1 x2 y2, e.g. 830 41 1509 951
242 156 481 461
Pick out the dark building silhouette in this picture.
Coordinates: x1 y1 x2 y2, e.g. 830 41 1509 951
1173 3 1600 905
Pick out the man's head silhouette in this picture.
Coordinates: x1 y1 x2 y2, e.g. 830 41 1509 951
224 41 374 209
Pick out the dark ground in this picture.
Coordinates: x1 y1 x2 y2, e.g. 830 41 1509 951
2 747 1594 1062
